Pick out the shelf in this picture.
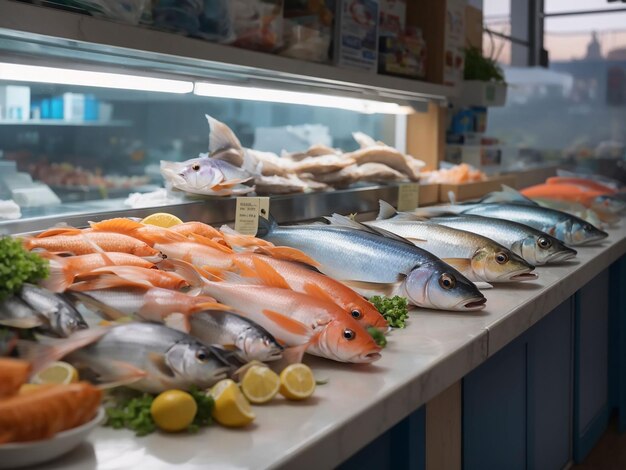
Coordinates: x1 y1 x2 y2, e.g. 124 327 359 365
0 1 457 106
0 119 131 126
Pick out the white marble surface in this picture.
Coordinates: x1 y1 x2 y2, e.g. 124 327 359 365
32 225 626 470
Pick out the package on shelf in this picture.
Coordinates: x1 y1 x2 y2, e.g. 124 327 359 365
152 0 204 36
378 26 426 78
63 93 85 122
333 0 379 72
445 144 502 170
379 0 405 35
0 86 30 122
230 0 284 52
42 0 148 24
448 106 487 134
281 0 334 63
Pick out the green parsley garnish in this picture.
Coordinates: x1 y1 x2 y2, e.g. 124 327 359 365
369 295 409 329
0 237 48 300
367 326 387 348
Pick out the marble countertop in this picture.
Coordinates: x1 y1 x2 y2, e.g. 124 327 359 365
34 225 626 470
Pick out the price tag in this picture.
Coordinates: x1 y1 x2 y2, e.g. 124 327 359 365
397 183 420 211
235 197 261 235
258 197 270 220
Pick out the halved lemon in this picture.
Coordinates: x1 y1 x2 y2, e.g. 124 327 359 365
279 364 315 401
141 212 183 228
240 365 280 404
32 361 79 385
210 379 255 427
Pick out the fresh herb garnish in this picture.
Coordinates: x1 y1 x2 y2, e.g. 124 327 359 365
367 326 388 348
369 295 409 329
0 237 49 300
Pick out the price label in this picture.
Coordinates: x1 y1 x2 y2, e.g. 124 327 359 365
397 183 420 211
258 197 270 220
235 197 261 236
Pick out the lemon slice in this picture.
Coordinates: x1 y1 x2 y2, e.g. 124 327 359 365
32 361 79 385
210 379 255 427
151 390 197 432
240 365 280 404
279 364 316 400
141 212 183 228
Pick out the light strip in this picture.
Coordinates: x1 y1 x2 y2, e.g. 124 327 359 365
194 82 414 115
0 62 193 94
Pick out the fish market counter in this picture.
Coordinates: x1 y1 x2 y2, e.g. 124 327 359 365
38 225 626 470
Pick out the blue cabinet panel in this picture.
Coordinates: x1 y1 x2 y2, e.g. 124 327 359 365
528 298 573 470
609 256 626 433
463 337 527 470
338 406 425 470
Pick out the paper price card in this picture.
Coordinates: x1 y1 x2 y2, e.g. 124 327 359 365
397 183 420 211
235 197 261 236
258 197 270 220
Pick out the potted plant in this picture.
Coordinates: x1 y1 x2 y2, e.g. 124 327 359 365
460 46 508 107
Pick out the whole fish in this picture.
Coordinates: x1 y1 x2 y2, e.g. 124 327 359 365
68 284 227 330
459 203 608 246
546 176 618 194
39 251 159 293
188 310 283 363
12 284 88 337
23 230 160 257
256 216 486 311
179 261 382 363
521 183 613 207
231 253 388 331
24 324 231 393
72 266 191 292
365 202 536 283
428 214 577 265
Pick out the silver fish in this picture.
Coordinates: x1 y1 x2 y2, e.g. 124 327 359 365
31 323 231 393
428 214 577 265
257 216 486 311
16 284 88 337
458 203 608 246
366 202 536 283
188 310 283 363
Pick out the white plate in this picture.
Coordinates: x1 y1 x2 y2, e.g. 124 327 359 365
0 407 105 469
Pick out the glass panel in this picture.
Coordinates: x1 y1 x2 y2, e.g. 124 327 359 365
483 33 512 65
545 0 626 15
483 0 512 39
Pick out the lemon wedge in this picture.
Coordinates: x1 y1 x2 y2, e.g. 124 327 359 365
240 365 280 404
141 212 183 228
210 379 255 427
151 390 197 432
279 364 316 400
32 361 78 385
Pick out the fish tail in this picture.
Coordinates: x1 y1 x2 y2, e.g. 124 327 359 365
256 214 277 239
160 258 208 288
38 253 75 293
17 327 109 374
219 225 273 250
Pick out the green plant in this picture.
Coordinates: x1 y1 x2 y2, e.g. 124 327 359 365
464 47 506 83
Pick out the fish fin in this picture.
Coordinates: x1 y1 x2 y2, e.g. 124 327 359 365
18 327 108 373
206 114 243 153
474 282 494 290
254 246 320 268
89 218 145 233
95 360 148 389
352 131 378 149
189 233 234 254
70 275 152 291
200 266 227 282
35 227 82 238
212 269 264 286
232 257 260 278
38 252 74 293
148 352 175 377
405 237 429 243
250 256 292 289
191 301 232 313
163 312 190 333
256 214 277 239
302 282 337 305
220 225 272 249
441 258 473 277
262 309 310 336
159 259 207 288
213 178 254 190
377 200 398 220
0 317 43 329
280 343 309 365
341 279 403 297
68 292 128 320
327 213 416 247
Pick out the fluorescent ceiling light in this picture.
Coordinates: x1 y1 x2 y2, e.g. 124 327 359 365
0 62 193 94
194 82 414 114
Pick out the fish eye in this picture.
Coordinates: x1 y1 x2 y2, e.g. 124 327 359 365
537 237 552 249
438 273 456 290
191 164 201 171
496 252 509 264
343 329 355 340
350 309 362 319
584 224 593 231
196 350 209 362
